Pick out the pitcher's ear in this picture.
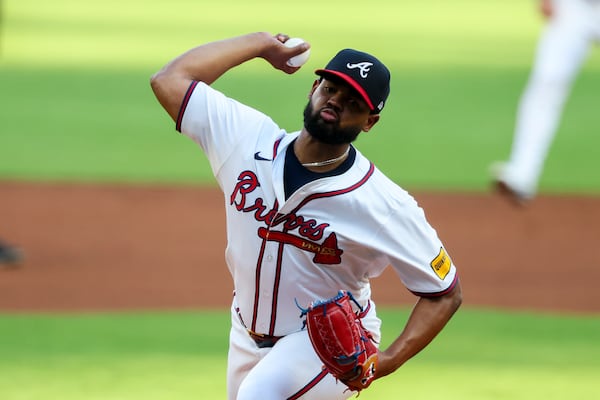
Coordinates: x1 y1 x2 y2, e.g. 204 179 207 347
362 114 380 132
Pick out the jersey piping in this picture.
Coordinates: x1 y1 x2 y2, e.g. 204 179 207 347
286 369 329 399
176 80 199 132
250 162 376 335
410 274 459 298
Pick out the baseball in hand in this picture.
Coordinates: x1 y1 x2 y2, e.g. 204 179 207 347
284 38 310 67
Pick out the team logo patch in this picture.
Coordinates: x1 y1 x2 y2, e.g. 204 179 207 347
430 247 451 280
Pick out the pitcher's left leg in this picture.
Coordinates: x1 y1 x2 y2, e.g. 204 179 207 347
236 330 355 400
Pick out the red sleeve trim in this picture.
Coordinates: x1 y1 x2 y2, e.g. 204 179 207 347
176 81 199 132
410 274 459 298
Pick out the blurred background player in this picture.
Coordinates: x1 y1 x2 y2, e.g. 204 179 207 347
0 237 22 267
491 0 600 204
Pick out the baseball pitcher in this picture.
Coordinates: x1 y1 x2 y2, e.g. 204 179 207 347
151 32 462 400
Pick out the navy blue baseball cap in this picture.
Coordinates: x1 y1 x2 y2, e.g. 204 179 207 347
315 49 391 113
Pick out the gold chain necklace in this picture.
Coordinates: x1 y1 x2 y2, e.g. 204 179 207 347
301 147 350 168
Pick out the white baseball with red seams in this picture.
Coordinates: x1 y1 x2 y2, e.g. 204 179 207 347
284 37 311 67
176 81 458 399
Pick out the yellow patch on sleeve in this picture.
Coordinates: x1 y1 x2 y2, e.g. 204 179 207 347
430 247 451 280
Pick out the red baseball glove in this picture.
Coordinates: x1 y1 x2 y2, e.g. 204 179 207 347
299 291 378 393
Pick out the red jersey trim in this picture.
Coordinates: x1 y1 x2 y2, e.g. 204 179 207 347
285 162 376 218
176 80 199 132
264 163 375 334
273 137 283 159
410 274 459 298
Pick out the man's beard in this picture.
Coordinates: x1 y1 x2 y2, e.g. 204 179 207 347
303 101 361 145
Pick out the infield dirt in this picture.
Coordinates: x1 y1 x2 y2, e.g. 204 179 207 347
1 181 598 314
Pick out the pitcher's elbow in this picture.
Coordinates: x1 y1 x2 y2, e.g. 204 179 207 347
150 70 165 96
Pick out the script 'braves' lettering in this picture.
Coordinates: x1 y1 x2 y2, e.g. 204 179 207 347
230 171 329 241
230 171 277 224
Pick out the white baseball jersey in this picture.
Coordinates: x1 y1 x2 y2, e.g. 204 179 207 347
177 80 458 399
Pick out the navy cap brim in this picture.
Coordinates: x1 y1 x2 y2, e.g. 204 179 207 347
315 69 375 111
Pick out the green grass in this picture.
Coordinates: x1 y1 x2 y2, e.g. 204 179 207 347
0 308 598 399
1 0 599 193
2 3 599 399
369 308 600 399
0 311 230 399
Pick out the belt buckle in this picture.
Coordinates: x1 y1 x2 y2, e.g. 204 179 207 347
247 329 264 339
248 330 279 348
